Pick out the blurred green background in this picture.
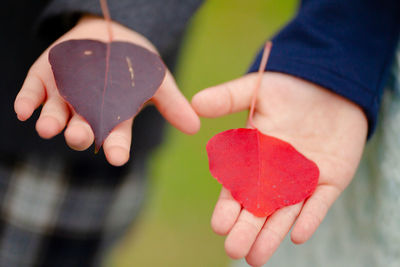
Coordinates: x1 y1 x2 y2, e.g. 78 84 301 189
108 0 298 266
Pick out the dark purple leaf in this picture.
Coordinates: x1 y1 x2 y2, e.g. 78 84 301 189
49 39 166 151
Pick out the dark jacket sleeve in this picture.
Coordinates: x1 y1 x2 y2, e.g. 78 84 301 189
249 0 400 138
39 0 203 55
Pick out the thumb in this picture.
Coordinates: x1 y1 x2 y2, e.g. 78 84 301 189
152 70 200 135
191 74 257 118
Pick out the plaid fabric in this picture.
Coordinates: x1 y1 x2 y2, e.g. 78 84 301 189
0 155 147 267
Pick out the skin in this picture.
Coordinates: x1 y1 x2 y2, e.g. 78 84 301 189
14 16 200 166
192 72 368 267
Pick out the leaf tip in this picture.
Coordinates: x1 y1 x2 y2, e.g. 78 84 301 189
94 144 101 154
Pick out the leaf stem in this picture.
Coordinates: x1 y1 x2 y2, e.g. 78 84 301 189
100 0 114 42
98 0 113 152
248 42 272 129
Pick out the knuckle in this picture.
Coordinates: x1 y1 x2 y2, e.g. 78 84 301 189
264 225 285 244
223 84 236 114
236 218 263 234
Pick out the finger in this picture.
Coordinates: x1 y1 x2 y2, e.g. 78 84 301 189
64 113 94 151
103 118 133 167
211 187 241 235
291 184 341 244
14 74 46 121
245 203 302 267
19 45 68 137
224 210 266 259
152 71 200 135
14 47 56 121
36 94 69 139
191 74 257 118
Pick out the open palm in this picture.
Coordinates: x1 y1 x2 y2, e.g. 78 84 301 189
14 16 199 166
192 72 367 266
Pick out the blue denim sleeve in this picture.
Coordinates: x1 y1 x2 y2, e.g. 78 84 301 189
249 0 400 138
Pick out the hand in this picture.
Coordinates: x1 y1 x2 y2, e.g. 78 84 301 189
14 16 200 166
192 72 367 266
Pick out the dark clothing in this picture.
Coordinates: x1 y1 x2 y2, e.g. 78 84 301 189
0 155 147 267
250 0 400 138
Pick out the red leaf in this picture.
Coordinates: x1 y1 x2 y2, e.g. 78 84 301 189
48 39 166 150
206 128 319 217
